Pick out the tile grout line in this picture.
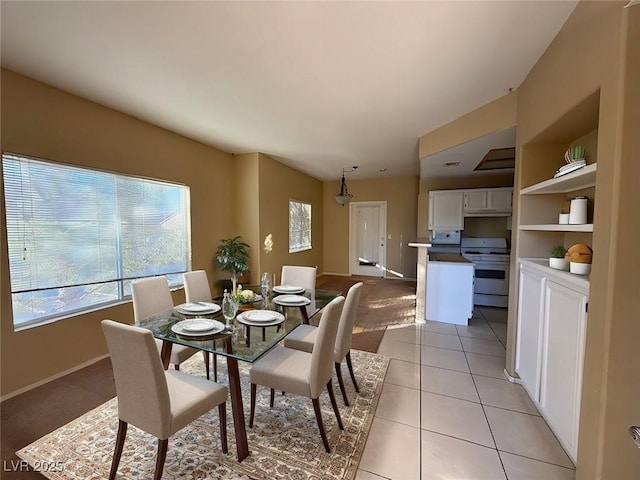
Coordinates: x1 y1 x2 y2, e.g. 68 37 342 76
462 309 511 480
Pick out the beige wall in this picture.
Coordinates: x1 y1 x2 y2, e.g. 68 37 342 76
0 69 237 396
506 1 633 478
418 91 517 159
257 153 324 284
323 176 418 279
235 152 261 286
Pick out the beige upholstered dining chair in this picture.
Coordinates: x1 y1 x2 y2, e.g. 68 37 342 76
280 265 317 291
183 270 219 381
249 295 345 453
131 276 210 379
101 320 228 480
284 282 363 406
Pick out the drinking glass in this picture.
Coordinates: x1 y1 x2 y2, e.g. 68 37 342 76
221 291 238 330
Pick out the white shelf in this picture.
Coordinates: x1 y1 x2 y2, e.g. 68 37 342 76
520 163 597 195
519 224 594 232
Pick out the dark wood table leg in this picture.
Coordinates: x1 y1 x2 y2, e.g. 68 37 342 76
160 341 172 370
224 336 249 461
299 305 310 324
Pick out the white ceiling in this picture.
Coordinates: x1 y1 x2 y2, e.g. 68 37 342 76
0 1 577 181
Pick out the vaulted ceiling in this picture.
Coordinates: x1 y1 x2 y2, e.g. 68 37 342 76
1 1 577 181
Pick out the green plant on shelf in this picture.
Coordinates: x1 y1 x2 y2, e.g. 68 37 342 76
550 245 567 259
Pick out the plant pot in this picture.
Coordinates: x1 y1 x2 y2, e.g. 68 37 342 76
549 257 569 271
570 262 591 275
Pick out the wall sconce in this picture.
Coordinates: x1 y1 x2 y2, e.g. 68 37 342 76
335 166 358 206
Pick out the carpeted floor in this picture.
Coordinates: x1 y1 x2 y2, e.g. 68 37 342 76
17 350 389 480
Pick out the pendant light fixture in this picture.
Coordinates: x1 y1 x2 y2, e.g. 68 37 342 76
335 166 358 206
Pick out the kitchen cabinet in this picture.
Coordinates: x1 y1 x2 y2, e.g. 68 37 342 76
426 257 474 325
428 190 464 231
463 187 512 215
516 260 588 464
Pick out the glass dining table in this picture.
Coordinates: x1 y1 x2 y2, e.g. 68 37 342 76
134 287 341 462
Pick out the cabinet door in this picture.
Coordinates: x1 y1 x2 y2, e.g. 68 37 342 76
515 266 546 403
428 191 464 231
539 279 588 462
464 190 487 211
488 189 512 211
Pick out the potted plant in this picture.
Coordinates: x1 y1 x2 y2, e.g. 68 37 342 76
215 235 250 295
549 245 569 271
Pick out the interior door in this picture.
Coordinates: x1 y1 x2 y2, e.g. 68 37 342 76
350 201 386 277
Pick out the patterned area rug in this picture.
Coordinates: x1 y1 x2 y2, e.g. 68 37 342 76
17 350 388 480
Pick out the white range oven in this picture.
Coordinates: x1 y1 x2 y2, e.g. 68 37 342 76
461 237 510 308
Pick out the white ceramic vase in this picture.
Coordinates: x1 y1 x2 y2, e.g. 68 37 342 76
570 262 591 275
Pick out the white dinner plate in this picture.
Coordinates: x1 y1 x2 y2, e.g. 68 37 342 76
237 310 285 327
242 310 278 323
273 285 305 294
273 295 310 306
175 302 221 315
171 319 225 336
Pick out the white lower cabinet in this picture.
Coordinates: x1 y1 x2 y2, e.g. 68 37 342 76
516 260 588 464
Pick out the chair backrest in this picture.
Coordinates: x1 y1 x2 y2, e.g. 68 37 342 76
280 265 317 291
101 319 171 439
309 295 344 398
334 282 363 361
131 276 174 322
183 270 212 303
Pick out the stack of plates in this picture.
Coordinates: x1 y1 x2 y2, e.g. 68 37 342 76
171 319 225 336
273 285 305 294
175 302 221 315
273 295 310 307
237 310 285 327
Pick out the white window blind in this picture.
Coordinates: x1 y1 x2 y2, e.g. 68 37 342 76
2 153 191 328
289 200 311 253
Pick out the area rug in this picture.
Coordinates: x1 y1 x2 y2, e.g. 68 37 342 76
17 350 389 480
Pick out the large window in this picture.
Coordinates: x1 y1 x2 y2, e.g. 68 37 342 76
2 153 191 328
289 199 311 253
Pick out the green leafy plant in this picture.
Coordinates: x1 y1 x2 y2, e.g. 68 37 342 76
215 236 250 294
550 245 567 259
564 145 586 162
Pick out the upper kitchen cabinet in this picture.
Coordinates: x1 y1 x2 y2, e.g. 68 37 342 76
428 190 464 231
464 187 513 216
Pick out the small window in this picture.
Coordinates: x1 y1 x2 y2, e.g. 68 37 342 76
289 200 311 253
2 153 191 329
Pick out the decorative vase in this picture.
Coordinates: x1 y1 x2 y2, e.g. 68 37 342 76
570 262 591 275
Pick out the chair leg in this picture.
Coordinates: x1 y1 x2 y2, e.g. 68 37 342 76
109 420 128 480
203 351 210 380
346 351 360 393
218 403 228 454
174 364 179 371
154 438 169 480
312 398 331 453
335 362 350 406
326 379 344 430
249 383 257 428
270 388 275 408
213 353 218 382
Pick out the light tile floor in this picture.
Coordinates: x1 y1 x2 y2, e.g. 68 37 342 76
356 306 576 480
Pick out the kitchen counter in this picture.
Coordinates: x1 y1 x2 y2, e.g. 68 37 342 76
409 242 431 323
429 254 473 264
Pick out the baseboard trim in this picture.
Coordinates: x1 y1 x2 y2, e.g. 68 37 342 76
503 368 521 384
1 354 110 402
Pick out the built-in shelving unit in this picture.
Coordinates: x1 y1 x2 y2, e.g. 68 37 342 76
520 163 597 195
519 224 593 232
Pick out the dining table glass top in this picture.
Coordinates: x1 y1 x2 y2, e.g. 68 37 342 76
135 287 341 363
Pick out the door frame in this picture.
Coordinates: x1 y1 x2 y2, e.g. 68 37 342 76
349 201 387 277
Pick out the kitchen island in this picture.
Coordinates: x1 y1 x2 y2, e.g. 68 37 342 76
408 242 431 323
426 254 474 325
